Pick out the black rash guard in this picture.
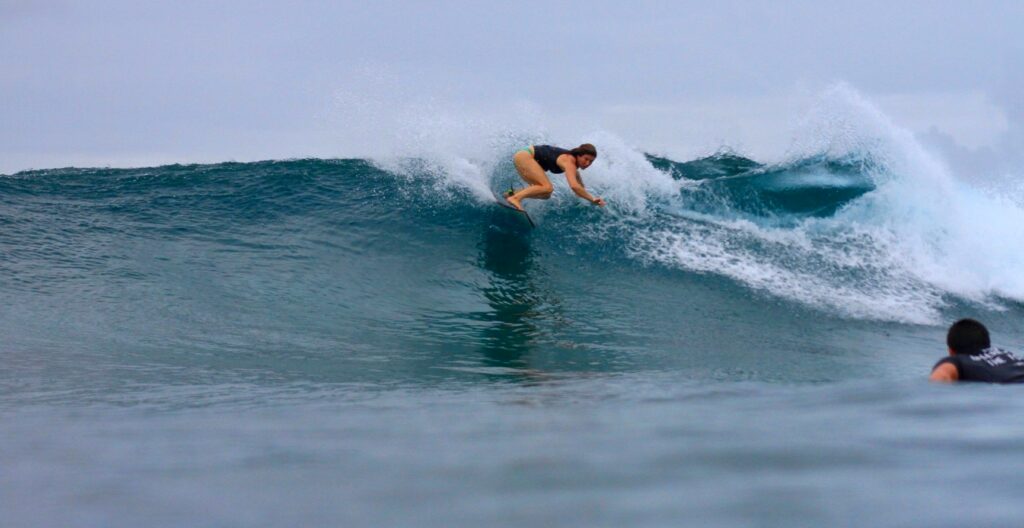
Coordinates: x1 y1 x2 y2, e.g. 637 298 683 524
933 347 1024 383
532 145 571 174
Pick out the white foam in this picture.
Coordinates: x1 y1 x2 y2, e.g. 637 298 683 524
328 65 543 201
633 84 1024 323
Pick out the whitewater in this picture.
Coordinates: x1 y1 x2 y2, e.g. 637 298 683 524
4 85 1024 527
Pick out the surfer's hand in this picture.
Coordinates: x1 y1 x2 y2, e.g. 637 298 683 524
592 197 606 207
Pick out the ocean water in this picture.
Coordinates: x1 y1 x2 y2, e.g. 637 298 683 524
5 93 1024 527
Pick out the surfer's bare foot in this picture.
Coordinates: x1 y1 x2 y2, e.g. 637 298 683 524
506 196 524 211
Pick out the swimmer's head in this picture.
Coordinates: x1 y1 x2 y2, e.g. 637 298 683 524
570 143 597 169
947 318 990 355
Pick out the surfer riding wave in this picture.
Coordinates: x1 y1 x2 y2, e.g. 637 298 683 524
507 143 605 211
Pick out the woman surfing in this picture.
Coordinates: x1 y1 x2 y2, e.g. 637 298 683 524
506 143 605 211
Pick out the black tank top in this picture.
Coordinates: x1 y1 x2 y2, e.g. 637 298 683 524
933 348 1024 383
533 145 570 174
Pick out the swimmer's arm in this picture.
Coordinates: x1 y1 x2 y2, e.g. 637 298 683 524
561 160 605 206
929 362 959 382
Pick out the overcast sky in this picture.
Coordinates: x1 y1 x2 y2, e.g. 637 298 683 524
2 0 1022 174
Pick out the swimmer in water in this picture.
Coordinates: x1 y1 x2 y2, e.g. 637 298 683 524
507 143 605 211
930 318 1024 383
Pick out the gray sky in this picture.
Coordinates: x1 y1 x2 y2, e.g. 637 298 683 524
2 0 1022 174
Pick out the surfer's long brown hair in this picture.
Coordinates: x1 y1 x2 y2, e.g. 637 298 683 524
570 143 597 158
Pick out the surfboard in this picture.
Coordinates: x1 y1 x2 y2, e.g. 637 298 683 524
491 190 535 227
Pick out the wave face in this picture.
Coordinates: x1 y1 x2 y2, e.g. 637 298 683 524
2 131 1023 359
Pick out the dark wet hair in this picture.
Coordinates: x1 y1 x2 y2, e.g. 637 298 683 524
947 318 990 355
570 143 597 158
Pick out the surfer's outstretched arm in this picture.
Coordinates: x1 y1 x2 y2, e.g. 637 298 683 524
563 163 605 207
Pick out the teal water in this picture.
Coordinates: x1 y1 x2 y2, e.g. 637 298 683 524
3 156 1024 527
